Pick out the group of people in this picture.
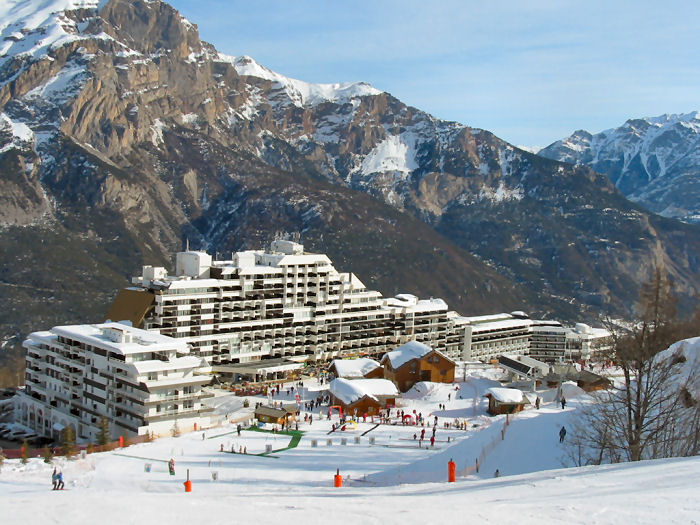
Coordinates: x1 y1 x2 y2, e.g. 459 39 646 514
51 468 64 490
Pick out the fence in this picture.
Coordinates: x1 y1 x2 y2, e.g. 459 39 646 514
350 412 517 486
456 413 514 478
0 433 151 460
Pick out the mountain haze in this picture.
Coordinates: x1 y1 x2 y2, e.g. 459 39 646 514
0 0 698 352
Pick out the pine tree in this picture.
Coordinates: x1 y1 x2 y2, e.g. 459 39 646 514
96 416 110 446
42 446 53 464
20 439 30 464
61 426 77 457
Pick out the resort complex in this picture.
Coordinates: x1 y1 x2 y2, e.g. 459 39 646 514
15 240 611 440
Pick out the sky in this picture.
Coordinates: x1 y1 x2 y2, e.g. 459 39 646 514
167 1 699 148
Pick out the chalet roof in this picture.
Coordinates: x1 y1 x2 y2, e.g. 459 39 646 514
329 378 398 405
483 387 527 404
255 406 292 419
542 367 611 385
381 341 453 370
330 358 381 378
576 369 611 384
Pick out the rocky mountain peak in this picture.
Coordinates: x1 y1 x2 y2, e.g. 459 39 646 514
540 112 700 223
0 0 697 353
95 0 202 59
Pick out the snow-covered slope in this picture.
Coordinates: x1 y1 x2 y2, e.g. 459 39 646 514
539 112 700 223
1 373 699 524
0 0 108 67
218 54 382 107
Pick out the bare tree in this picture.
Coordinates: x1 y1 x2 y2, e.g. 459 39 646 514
567 269 700 464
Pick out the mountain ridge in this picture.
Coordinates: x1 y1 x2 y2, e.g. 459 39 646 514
0 0 698 354
539 112 700 224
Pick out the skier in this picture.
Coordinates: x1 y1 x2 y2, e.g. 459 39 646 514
168 458 175 476
494 469 500 478
56 470 65 490
561 397 566 409
535 396 540 410
237 424 242 436
559 426 567 443
51 468 58 490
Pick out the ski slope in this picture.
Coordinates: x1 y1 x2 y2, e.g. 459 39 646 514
1 373 698 524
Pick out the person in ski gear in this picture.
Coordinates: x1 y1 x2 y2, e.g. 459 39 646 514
51 468 58 490
56 470 64 490
561 397 566 409
494 469 500 478
559 426 567 443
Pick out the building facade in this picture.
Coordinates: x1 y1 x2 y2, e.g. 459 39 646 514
17 323 213 441
105 241 610 368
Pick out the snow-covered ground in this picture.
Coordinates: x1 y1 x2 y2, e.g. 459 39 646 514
1 370 698 524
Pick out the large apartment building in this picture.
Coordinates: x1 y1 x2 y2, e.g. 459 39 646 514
107 241 463 368
106 241 610 368
16 323 213 440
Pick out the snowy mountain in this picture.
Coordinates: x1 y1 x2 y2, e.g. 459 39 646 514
539 112 700 223
0 0 698 350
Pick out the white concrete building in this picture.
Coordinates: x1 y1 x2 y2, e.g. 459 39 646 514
461 313 533 361
565 323 613 360
105 241 610 368
17 323 213 441
108 241 466 367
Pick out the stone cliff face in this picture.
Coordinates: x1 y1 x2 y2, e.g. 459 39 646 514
0 0 698 348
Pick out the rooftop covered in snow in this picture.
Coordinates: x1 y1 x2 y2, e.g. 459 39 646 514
329 358 381 379
329 378 399 405
381 341 434 370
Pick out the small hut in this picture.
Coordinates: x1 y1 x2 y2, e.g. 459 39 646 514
483 387 529 415
254 405 295 425
575 370 612 392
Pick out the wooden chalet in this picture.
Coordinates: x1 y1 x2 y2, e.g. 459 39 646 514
329 378 399 415
381 341 455 392
483 387 529 416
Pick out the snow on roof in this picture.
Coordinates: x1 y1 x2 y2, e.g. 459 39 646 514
381 341 434 370
330 358 381 378
464 313 516 324
470 318 533 332
386 295 448 312
484 387 526 404
329 378 398 405
49 322 188 355
131 355 204 374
